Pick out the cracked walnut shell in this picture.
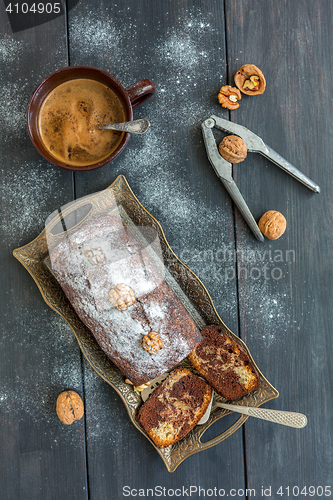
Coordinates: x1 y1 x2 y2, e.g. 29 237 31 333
234 64 266 95
258 210 287 240
218 85 241 110
109 284 135 311
56 391 84 425
142 332 163 354
218 135 248 163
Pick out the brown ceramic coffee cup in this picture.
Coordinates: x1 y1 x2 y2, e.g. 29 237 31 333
27 66 155 171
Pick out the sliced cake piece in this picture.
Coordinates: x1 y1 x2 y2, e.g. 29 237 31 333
137 367 212 448
188 325 259 400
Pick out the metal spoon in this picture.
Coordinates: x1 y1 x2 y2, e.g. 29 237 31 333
99 118 150 134
141 375 307 429
198 392 307 428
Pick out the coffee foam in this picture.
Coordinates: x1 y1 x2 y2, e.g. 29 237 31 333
38 79 126 166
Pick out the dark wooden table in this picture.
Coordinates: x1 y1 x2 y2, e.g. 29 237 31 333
1 1 332 498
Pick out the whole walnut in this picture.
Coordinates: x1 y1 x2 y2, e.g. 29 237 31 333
258 210 287 240
56 391 84 425
218 135 247 163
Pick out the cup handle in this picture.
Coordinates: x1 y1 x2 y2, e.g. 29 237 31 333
126 79 156 108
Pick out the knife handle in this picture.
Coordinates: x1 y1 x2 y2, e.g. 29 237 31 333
216 402 307 428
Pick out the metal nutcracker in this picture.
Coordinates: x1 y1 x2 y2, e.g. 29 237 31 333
202 115 320 241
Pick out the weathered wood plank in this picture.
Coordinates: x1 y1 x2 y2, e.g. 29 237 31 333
0 4 87 499
226 0 333 493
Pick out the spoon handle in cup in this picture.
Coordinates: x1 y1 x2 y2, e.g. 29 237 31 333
100 119 150 134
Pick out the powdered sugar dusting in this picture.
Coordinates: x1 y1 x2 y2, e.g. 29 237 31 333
0 33 70 144
50 214 201 383
70 14 120 60
160 31 208 72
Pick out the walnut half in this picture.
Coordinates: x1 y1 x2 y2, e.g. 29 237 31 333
142 332 163 355
234 64 266 95
109 284 135 311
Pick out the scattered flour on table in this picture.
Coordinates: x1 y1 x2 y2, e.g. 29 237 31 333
0 34 67 140
0 311 82 426
0 82 28 133
0 35 31 138
0 77 30 140
68 7 216 81
0 34 24 62
0 162 67 242
239 282 296 346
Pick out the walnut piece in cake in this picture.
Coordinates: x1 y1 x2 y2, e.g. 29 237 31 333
109 283 135 311
85 247 105 265
125 378 151 392
142 331 163 354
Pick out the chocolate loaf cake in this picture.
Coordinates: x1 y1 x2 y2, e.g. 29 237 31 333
188 325 259 400
137 367 212 448
50 214 202 386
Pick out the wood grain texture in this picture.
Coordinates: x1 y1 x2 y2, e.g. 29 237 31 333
225 0 333 493
1 0 332 497
0 3 87 499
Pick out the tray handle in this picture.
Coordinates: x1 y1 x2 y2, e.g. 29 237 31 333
196 413 248 450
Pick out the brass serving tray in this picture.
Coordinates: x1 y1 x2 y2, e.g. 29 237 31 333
13 174 278 472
